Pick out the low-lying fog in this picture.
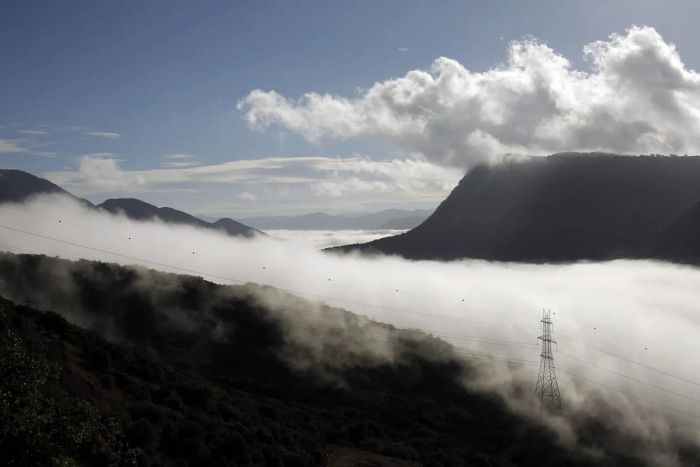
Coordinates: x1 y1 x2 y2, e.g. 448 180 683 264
265 229 406 249
1 194 699 464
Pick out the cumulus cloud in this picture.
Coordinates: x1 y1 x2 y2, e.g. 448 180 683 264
238 26 700 168
44 155 460 215
57 153 147 194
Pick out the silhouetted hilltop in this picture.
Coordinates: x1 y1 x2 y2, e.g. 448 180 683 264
0 169 93 206
99 198 263 237
334 154 700 263
213 217 264 237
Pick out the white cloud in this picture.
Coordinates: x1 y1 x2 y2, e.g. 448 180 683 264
16 129 49 135
162 153 201 168
43 155 461 216
163 161 201 168
84 131 121 139
238 26 700 168
0 139 29 154
50 153 146 194
238 191 258 202
165 154 195 159
0 138 57 157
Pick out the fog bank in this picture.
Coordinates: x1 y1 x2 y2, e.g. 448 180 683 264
0 194 699 464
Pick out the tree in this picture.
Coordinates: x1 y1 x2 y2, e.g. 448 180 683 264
0 306 137 466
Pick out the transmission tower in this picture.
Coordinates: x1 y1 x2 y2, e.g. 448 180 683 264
535 309 562 410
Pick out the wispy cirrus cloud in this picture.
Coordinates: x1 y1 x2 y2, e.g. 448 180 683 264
0 139 29 154
16 129 49 135
0 138 57 157
43 155 460 216
239 26 700 168
84 131 121 139
162 154 201 168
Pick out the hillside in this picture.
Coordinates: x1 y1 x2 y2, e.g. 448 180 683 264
334 154 700 262
0 168 93 206
0 169 262 238
655 200 700 262
0 253 686 466
99 198 263 238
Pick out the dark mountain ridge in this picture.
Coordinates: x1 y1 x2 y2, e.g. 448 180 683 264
99 198 264 237
335 154 700 263
0 169 262 238
0 168 93 206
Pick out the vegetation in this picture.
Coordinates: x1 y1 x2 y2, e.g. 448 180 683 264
0 306 136 466
1 254 696 465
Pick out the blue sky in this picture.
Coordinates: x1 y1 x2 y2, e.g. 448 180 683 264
3 1 700 216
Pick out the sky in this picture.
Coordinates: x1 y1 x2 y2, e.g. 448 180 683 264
3 0 700 217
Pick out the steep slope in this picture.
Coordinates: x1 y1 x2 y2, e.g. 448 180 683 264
0 169 93 206
99 198 261 237
0 253 688 466
336 154 700 262
655 200 700 262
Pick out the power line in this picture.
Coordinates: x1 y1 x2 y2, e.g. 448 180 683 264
0 235 539 355
262 302 538 349
559 369 700 421
0 205 539 328
1 223 699 412
558 332 700 388
558 351 700 404
0 223 537 331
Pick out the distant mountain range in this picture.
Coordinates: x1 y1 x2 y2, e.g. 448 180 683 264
0 169 262 238
99 198 263 237
334 153 700 264
0 168 91 206
240 208 433 231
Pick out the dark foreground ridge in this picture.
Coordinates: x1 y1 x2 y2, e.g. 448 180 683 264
0 253 697 466
333 154 700 263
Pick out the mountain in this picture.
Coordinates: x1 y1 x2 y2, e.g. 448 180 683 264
99 198 263 237
0 168 93 206
0 252 683 466
0 169 262 238
213 217 263 237
241 208 433 230
655 200 700 262
333 154 700 263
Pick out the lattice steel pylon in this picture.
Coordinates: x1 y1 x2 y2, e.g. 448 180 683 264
535 309 562 410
